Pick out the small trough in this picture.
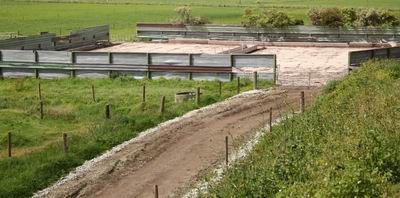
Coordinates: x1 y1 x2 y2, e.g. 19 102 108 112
175 91 196 103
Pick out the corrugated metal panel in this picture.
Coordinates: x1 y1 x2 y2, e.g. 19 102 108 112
192 54 230 66
137 23 400 43
112 53 147 65
150 53 189 66
234 72 274 80
75 70 109 78
75 52 109 64
0 25 109 51
38 69 71 79
0 34 55 50
0 49 276 81
2 67 36 78
390 48 400 58
192 72 231 81
151 72 189 80
232 55 274 67
349 47 400 66
37 51 71 63
1 50 36 62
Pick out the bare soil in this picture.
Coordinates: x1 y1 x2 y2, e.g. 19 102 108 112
35 87 319 198
255 46 370 86
94 42 371 87
94 42 236 54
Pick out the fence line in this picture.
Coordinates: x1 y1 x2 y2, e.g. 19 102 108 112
0 50 276 82
137 23 400 43
0 25 110 51
348 47 400 69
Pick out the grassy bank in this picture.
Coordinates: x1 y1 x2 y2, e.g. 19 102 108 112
0 77 272 197
1 1 399 41
206 60 400 196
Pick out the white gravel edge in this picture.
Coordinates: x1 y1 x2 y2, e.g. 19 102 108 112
182 113 291 198
32 89 271 198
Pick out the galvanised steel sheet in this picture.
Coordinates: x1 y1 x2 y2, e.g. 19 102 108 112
232 55 275 67
37 51 72 64
111 53 147 65
1 50 36 62
192 54 231 67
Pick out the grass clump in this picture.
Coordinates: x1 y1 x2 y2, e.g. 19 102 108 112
0 77 271 198
206 60 400 197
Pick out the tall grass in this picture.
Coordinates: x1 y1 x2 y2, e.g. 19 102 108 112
0 77 272 197
206 60 400 197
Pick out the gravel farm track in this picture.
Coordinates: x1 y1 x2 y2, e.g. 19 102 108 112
34 86 319 198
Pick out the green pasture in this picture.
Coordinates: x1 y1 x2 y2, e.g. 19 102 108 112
0 76 272 197
1 1 399 41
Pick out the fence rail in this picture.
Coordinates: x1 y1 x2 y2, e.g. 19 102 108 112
137 23 400 43
348 47 400 68
0 50 276 82
0 25 110 51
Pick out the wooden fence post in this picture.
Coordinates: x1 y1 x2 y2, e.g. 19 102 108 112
160 96 165 114
196 87 200 106
38 83 42 101
91 85 96 102
300 91 305 113
0 56 3 79
141 84 146 111
154 185 159 198
40 100 44 119
273 54 277 85
269 107 272 132
8 132 11 157
70 70 76 78
253 72 258 90
35 69 39 79
219 81 222 96
236 77 240 94
63 133 68 154
105 104 110 119
225 136 229 166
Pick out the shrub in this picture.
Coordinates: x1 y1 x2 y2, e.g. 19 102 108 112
308 8 344 27
308 7 400 28
171 6 210 25
241 7 304 28
356 9 400 27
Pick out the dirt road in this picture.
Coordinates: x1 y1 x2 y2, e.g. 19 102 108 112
35 87 318 198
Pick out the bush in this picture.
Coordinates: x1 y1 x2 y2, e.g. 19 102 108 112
171 6 210 25
308 8 344 27
308 7 400 28
241 8 304 28
356 9 400 27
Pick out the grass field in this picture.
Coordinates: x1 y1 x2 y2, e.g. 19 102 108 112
1 1 400 41
205 60 400 196
0 76 272 197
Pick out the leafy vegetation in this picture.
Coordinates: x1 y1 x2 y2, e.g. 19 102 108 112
241 6 304 28
206 60 400 197
308 8 400 27
0 77 272 197
171 6 210 25
1 1 399 41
